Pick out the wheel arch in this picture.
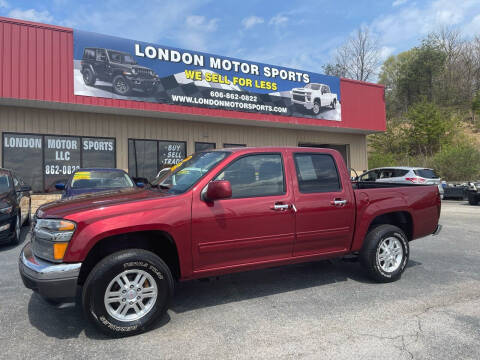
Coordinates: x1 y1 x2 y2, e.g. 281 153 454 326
367 211 413 241
77 230 181 286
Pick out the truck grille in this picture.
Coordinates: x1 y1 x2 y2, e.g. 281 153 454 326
135 68 152 78
292 94 305 102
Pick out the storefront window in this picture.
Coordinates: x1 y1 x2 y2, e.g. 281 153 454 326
82 137 116 168
223 143 246 148
2 133 116 192
2 133 43 192
128 139 186 181
195 142 216 152
44 135 81 192
128 139 157 181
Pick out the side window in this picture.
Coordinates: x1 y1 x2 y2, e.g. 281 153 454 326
294 153 341 193
83 49 95 60
96 49 107 61
378 169 394 179
393 169 409 177
215 154 285 198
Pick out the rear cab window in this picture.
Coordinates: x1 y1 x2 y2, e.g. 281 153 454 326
293 153 341 193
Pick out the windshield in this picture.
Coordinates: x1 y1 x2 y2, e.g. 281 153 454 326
414 169 439 179
108 51 136 65
70 171 134 190
158 151 230 194
305 83 320 90
0 173 11 194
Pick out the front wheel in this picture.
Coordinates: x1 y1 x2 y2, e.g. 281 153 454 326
82 68 96 86
360 224 409 283
112 75 131 96
10 212 21 245
312 100 321 115
82 249 174 337
468 193 479 205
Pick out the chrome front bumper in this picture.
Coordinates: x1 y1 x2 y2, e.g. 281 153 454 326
19 242 82 300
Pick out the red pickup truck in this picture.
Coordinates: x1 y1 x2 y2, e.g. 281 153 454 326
19 147 441 336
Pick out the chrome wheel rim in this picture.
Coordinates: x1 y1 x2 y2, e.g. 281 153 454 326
104 269 158 322
376 236 403 273
15 215 20 239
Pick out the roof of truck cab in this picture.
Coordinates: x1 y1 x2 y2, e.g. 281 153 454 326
213 146 338 152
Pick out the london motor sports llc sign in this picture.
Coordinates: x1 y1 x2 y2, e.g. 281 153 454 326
73 30 341 121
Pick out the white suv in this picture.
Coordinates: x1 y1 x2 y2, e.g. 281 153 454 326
358 167 444 198
291 83 337 115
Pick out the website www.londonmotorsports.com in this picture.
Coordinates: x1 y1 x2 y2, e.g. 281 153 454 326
171 94 288 114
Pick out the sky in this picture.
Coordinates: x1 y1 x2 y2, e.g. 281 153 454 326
1 0 480 75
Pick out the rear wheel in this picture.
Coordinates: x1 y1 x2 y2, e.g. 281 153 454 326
360 224 409 283
82 249 174 337
331 99 337 109
468 193 479 205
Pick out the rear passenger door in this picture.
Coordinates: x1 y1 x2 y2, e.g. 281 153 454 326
289 151 355 256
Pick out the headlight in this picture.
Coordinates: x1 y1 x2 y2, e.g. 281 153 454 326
0 206 12 214
32 219 76 262
149 69 154 76
131 68 137 75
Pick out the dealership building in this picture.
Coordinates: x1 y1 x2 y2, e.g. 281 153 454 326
0 17 386 194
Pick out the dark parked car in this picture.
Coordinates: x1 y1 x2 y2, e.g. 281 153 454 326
80 47 159 96
0 168 31 245
55 168 144 199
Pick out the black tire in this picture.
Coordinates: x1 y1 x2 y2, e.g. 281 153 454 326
82 68 96 86
468 193 479 205
360 224 409 283
82 249 174 337
24 200 31 226
312 100 321 115
10 212 21 245
112 75 131 96
331 99 337 109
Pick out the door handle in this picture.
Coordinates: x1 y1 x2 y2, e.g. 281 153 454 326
330 199 347 207
272 204 290 211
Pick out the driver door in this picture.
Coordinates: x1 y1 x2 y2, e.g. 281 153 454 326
191 152 295 272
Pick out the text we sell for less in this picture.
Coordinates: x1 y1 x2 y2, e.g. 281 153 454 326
184 70 278 91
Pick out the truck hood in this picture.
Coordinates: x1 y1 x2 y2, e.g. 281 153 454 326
292 88 308 93
37 187 173 219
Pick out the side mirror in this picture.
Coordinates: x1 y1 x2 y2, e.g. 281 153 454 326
55 182 66 190
20 185 31 192
136 182 145 188
205 180 232 201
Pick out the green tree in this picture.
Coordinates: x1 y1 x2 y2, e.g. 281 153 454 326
403 100 454 157
432 141 480 181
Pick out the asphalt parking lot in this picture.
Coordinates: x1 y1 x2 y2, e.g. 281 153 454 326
0 200 479 359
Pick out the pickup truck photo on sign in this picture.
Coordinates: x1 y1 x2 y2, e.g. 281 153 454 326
73 30 341 121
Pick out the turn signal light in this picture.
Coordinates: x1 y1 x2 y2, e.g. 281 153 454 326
58 221 75 231
53 242 69 260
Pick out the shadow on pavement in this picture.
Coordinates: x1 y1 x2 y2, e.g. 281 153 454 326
27 257 411 339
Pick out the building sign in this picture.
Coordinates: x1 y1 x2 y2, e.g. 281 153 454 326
73 30 341 121
2 133 115 192
158 141 187 166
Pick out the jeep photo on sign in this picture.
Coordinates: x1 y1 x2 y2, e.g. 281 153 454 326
73 30 341 121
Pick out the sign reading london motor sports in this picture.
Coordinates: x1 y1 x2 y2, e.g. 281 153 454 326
73 30 341 121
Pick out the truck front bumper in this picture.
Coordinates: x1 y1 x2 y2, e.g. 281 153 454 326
19 242 82 301
291 99 313 109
